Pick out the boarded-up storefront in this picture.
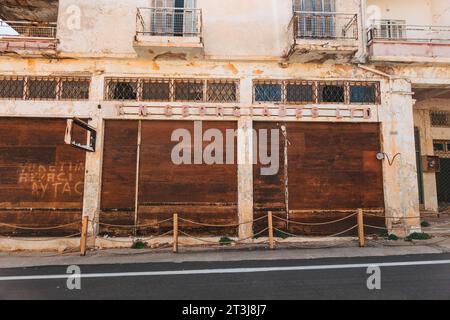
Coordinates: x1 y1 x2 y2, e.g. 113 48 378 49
254 122 385 236
101 120 238 236
0 118 86 236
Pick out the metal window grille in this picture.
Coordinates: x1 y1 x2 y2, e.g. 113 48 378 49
142 79 171 101
61 78 91 100
285 81 315 104
0 76 91 101
348 82 380 104
174 79 204 102
254 81 283 102
105 78 139 101
431 111 450 127
27 78 58 100
319 82 345 103
253 80 380 104
207 80 238 103
104 77 239 103
0 76 25 99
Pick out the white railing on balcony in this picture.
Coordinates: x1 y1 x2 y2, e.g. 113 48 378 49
136 7 202 38
368 20 450 43
0 21 57 39
291 11 358 40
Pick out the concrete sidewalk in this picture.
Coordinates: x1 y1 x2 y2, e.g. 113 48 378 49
1 237 450 269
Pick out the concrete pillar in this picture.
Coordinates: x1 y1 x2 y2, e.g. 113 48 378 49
81 75 104 245
237 117 254 240
380 79 421 237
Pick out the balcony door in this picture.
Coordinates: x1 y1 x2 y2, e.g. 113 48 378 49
293 0 336 38
151 0 196 36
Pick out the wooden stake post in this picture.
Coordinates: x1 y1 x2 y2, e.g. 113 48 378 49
173 213 179 253
357 208 365 247
268 211 274 250
80 216 89 256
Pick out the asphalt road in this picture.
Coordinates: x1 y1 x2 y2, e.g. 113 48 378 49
1 253 450 300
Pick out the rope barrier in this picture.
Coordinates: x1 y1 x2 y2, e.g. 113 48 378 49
273 212 357 226
362 212 421 220
364 224 388 230
178 214 268 228
96 230 174 243
0 232 81 242
96 217 173 229
0 221 81 230
273 224 358 239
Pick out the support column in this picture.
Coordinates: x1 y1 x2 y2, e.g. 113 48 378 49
81 75 104 247
380 79 421 237
237 117 254 240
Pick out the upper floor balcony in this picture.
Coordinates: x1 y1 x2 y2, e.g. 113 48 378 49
0 20 58 57
287 11 360 62
134 7 203 58
367 20 450 64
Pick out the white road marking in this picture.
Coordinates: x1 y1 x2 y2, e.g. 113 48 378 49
1 260 450 281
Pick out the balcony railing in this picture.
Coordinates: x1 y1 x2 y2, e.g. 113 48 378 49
368 21 450 43
136 7 202 38
0 21 57 39
291 11 358 40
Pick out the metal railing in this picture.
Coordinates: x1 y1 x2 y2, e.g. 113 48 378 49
0 21 57 39
368 20 450 43
136 7 202 37
291 11 358 40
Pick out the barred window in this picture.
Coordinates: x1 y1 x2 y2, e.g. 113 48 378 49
61 78 90 100
319 84 345 103
255 82 282 102
286 82 314 103
434 142 445 152
207 81 238 103
349 83 379 104
104 77 239 103
28 78 58 100
253 80 380 104
431 111 450 127
105 79 138 101
142 79 171 101
0 76 91 100
0 77 24 99
175 80 204 102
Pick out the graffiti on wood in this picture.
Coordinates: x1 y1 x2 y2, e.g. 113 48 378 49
17 162 85 199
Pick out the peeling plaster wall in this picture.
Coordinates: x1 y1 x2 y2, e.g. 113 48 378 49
56 0 362 60
367 0 435 25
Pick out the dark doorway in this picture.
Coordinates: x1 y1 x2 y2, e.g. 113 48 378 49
414 128 425 205
437 158 450 205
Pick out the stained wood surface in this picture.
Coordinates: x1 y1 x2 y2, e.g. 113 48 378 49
0 118 86 236
101 120 238 236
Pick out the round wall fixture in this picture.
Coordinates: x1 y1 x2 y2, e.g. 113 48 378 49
376 152 385 161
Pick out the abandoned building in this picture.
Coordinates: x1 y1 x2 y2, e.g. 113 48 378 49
0 0 449 248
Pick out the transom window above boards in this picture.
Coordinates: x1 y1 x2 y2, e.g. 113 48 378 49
0 76 91 101
253 80 381 105
104 78 240 103
431 111 450 128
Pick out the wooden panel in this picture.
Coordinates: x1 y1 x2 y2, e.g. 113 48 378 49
0 118 86 236
100 120 138 233
253 122 287 234
138 120 238 236
285 122 385 236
